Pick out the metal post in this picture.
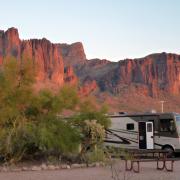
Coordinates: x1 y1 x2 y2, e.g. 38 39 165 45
160 101 165 113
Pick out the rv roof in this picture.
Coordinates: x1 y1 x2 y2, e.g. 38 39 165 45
108 112 180 118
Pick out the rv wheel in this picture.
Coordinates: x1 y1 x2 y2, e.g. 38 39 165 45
163 146 174 157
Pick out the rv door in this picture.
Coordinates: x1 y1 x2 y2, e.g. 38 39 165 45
139 121 154 149
146 122 154 149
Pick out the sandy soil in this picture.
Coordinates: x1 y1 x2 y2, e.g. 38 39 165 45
0 160 179 180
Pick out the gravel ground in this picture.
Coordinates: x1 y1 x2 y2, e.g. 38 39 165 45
0 160 180 180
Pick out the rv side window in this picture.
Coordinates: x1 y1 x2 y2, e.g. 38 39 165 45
127 123 134 130
147 123 152 132
160 119 175 132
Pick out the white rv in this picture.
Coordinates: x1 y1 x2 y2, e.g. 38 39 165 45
105 112 180 154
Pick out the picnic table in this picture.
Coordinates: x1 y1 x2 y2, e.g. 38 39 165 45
123 149 175 173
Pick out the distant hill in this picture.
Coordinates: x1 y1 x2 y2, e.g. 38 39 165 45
1 27 180 112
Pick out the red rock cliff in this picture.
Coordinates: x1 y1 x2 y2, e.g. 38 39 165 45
73 53 180 97
0 27 21 63
58 42 86 67
113 53 180 97
0 27 81 89
21 38 64 86
1 27 180 99
64 66 78 85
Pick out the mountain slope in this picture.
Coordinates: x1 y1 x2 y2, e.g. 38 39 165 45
1 27 180 112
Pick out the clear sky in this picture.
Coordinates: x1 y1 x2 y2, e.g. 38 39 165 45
0 0 180 61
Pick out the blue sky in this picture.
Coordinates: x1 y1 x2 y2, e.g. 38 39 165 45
0 0 180 61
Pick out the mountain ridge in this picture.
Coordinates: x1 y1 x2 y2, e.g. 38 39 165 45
1 27 180 112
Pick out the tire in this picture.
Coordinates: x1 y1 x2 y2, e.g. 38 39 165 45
162 146 174 158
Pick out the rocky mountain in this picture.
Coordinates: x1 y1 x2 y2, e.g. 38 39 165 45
74 53 180 97
1 27 180 112
58 42 86 67
0 28 64 90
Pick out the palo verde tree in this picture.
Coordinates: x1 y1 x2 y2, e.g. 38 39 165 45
0 58 80 162
0 57 110 163
0 57 36 162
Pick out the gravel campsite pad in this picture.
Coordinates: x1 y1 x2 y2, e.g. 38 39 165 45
0 160 180 180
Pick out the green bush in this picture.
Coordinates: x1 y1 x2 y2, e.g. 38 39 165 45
85 147 106 163
0 118 36 162
36 117 81 156
0 58 110 163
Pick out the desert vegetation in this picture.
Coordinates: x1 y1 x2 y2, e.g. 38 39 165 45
0 57 110 164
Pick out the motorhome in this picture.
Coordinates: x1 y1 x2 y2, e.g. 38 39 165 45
105 112 180 154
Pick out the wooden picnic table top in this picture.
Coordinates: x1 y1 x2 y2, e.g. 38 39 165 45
109 149 170 159
125 149 168 154
123 149 170 159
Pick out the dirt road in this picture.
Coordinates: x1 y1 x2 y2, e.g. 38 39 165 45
0 161 180 180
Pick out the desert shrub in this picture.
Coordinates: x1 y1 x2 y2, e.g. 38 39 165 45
0 118 36 162
75 98 111 128
82 120 105 149
35 117 81 156
85 147 106 163
0 57 110 163
69 98 110 161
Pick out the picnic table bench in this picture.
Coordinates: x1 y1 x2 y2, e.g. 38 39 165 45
123 149 176 173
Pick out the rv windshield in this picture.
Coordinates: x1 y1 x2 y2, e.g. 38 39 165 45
176 116 180 136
